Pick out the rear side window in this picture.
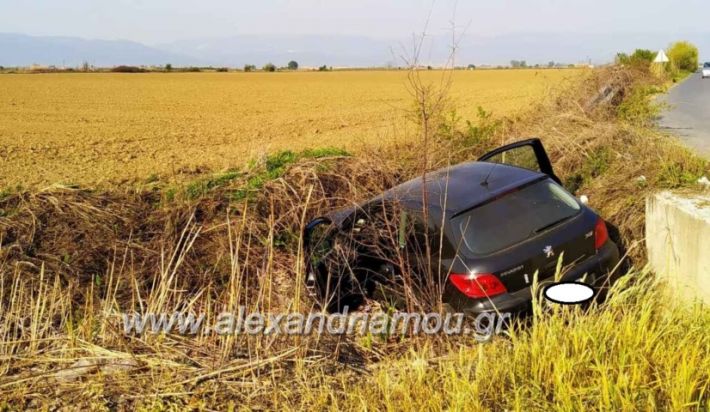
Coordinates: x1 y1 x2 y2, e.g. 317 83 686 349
480 146 542 172
453 179 581 255
705 62 710 68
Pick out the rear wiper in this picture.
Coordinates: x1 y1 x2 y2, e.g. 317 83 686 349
532 215 574 234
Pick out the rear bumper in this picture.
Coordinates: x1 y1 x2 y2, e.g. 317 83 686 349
450 241 620 315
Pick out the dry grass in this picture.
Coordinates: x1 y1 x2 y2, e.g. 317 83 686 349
277 271 710 411
0 69 582 188
1 241 708 410
0 65 709 410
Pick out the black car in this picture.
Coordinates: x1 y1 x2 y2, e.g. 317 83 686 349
304 139 621 314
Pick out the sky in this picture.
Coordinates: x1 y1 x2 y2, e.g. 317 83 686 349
0 0 707 45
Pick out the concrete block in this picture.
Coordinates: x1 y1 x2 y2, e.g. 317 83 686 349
646 191 710 304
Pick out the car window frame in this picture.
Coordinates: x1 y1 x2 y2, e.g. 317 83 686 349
478 138 562 185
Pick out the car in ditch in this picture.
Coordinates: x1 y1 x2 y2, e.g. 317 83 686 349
303 138 621 314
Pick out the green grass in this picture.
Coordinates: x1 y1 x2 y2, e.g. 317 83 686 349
175 147 351 201
234 147 350 201
655 145 709 188
617 85 665 126
185 169 242 199
671 69 694 83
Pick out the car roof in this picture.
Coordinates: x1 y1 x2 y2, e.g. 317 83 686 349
331 161 547 225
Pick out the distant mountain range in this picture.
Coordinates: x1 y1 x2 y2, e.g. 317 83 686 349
0 33 192 67
1 32 708 68
157 35 395 68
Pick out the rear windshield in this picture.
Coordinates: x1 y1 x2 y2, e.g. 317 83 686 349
453 179 581 255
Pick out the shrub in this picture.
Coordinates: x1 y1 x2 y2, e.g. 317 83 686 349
667 41 698 72
436 107 501 156
287 60 299 70
616 49 656 71
111 65 146 73
243 64 256 72
216 67 228 72
617 85 664 126
615 53 630 65
263 63 276 72
564 147 612 193
165 63 172 72
630 49 655 63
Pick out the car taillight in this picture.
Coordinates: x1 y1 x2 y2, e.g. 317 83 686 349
449 273 507 299
594 218 609 250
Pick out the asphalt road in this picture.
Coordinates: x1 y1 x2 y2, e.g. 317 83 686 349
658 72 710 157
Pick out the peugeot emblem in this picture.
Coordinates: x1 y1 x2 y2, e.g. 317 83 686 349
543 245 555 258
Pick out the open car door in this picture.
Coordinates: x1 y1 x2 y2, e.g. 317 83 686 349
478 138 561 185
